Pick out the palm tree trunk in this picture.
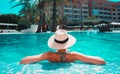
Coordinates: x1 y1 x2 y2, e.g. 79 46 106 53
81 0 83 28
37 0 45 32
51 0 57 32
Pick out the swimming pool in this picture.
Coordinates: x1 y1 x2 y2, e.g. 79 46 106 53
0 31 120 74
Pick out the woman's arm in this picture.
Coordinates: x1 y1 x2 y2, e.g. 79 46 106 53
73 52 106 64
20 53 49 64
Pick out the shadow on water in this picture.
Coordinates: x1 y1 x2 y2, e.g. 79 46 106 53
35 61 102 70
37 62 72 70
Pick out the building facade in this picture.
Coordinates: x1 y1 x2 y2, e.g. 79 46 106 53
88 0 120 22
116 2 120 22
60 0 120 24
61 0 89 24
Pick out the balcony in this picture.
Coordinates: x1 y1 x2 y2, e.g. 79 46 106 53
64 12 72 14
64 7 72 10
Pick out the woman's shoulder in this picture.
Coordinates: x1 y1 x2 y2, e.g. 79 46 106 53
44 51 56 55
70 51 79 54
70 51 85 56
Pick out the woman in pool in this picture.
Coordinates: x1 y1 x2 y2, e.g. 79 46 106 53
20 29 106 64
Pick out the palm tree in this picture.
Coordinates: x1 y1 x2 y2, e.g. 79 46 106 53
80 0 83 28
37 0 66 32
11 0 78 32
35 0 76 32
11 0 48 32
36 0 45 32
51 0 57 32
10 0 38 27
36 0 54 32
51 0 78 32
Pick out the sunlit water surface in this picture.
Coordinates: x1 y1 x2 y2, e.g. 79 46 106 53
0 31 120 74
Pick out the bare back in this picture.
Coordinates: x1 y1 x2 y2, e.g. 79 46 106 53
46 52 76 62
20 51 105 64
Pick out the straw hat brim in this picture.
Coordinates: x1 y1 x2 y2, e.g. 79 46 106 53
48 34 76 50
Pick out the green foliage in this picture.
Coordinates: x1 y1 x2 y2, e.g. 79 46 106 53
10 0 39 26
86 16 97 20
10 0 78 32
0 14 20 24
60 16 68 24
84 16 100 26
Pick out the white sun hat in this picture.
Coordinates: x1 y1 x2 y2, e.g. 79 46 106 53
48 29 76 50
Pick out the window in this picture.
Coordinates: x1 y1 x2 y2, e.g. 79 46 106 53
118 13 120 15
83 11 88 14
99 7 103 10
108 13 111 15
117 9 120 11
92 2 96 5
67 15 71 18
100 16 103 19
117 6 120 8
99 3 102 5
108 9 111 11
104 4 108 6
105 16 108 19
113 9 115 11
83 7 88 9
84 16 87 18
95 7 98 9
64 5 67 7
74 10 78 13
104 12 107 15
100 12 103 14
64 10 69 12
109 17 112 19
113 17 116 19
113 13 116 15
74 15 78 18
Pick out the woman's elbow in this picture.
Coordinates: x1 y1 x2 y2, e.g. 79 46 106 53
94 58 106 65
20 60 25 64
98 59 106 64
20 57 31 64
88 56 106 65
20 59 28 64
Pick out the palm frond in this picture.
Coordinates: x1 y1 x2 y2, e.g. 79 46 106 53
10 0 16 3
11 3 25 8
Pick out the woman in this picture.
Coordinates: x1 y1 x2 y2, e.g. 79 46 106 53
20 29 106 64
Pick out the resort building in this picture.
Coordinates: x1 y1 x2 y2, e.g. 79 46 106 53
88 0 120 22
47 0 120 27
59 0 120 25
116 2 120 22
61 0 89 24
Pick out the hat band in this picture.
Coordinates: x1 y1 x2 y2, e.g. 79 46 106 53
54 38 69 44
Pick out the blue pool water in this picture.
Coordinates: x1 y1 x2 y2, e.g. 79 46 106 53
0 31 120 74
